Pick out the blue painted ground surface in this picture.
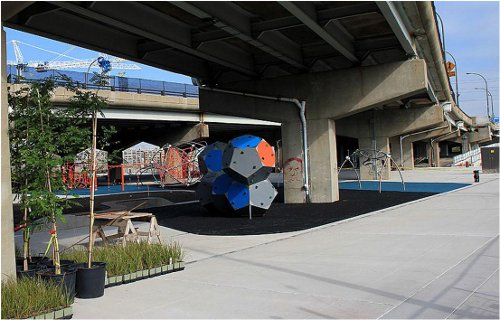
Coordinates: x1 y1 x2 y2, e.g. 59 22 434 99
59 184 165 196
339 181 470 193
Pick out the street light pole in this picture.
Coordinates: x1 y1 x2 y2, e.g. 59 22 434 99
445 51 459 105
466 72 490 119
436 12 446 59
475 88 495 120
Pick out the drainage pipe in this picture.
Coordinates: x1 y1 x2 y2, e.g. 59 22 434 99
399 124 450 165
429 128 460 166
200 86 310 202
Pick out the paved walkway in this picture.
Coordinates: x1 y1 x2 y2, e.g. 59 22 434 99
24 169 500 318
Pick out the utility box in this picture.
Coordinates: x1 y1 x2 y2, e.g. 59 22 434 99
481 146 499 173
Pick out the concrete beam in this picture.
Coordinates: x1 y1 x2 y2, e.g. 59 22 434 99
52 86 198 111
279 2 358 63
200 89 297 123
202 59 429 121
48 1 258 77
336 105 444 139
470 127 492 143
404 122 451 142
1 26 16 281
150 123 209 147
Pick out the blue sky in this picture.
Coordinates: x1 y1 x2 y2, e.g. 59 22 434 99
4 1 499 118
434 1 499 118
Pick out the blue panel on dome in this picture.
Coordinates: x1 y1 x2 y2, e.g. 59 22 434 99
212 173 234 195
205 149 223 172
226 182 250 210
230 135 261 149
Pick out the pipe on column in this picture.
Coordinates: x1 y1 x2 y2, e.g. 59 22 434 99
200 86 311 202
399 124 450 165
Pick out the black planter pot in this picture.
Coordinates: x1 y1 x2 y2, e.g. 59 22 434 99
76 262 106 299
16 256 50 267
37 268 77 299
41 259 76 268
16 263 47 279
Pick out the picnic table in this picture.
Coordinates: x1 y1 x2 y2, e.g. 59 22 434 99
89 211 161 246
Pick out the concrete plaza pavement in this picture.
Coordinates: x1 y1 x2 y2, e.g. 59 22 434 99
65 168 499 319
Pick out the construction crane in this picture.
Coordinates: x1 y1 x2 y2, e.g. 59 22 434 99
9 40 141 73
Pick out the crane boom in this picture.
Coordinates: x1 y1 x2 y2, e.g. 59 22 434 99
10 40 141 71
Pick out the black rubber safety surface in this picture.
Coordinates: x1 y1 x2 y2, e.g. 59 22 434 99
14 188 435 235
145 190 436 236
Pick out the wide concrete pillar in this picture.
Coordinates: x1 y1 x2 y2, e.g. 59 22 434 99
430 140 441 167
282 118 339 203
1 26 16 281
390 137 414 170
308 118 338 203
425 142 432 167
401 140 414 170
281 121 305 203
358 136 391 180
461 133 471 153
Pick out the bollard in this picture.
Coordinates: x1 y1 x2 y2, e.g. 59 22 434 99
473 170 480 183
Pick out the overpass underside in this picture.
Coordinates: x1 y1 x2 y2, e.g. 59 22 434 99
2 1 462 206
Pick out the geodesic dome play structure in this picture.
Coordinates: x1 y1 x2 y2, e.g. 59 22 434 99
196 135 278 217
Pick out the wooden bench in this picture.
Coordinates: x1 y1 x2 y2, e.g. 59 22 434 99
90 211 161 247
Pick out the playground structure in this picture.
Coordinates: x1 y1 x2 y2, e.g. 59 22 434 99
196 135 278 218
62 141 207 191
338 148 406 193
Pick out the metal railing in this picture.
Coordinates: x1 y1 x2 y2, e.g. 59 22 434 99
7 64 199 98
453 147 481 166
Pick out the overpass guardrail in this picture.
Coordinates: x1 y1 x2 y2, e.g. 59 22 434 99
453 148 481 166
7 65 199 98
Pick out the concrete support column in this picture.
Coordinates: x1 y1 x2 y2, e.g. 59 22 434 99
358 136 391 180
308 118 339 203
401 140 414 170
461 133 471 153
1 26 16 281
390 137 413 169
426 143 433 167
430 140 441 167
281 121 306 204
281 118 339 203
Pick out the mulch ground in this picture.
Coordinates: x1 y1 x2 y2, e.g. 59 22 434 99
145 189 436 235
13 188 435 235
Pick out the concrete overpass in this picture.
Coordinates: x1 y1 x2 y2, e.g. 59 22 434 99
8 81 281 148
1 1 495 277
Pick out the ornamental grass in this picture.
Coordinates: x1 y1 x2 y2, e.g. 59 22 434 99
62 241 185 277
1 277 71 319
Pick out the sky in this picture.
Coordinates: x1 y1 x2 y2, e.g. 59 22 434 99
4 1 499 118
434 1 499 118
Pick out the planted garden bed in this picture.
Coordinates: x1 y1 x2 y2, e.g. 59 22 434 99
62 241 185 288
1 278 73 319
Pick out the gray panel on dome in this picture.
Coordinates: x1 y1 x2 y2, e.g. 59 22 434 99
248 166 274 185
224 147 263 184
249 179 278 210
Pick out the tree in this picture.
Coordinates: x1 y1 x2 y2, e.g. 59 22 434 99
9 73 116 274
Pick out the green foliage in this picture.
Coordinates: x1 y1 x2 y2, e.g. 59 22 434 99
62 241 185 277
8 74 118 271
1 277 71 319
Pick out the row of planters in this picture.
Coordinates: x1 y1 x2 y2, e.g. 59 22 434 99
61 241 185 288
4 241 185 319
